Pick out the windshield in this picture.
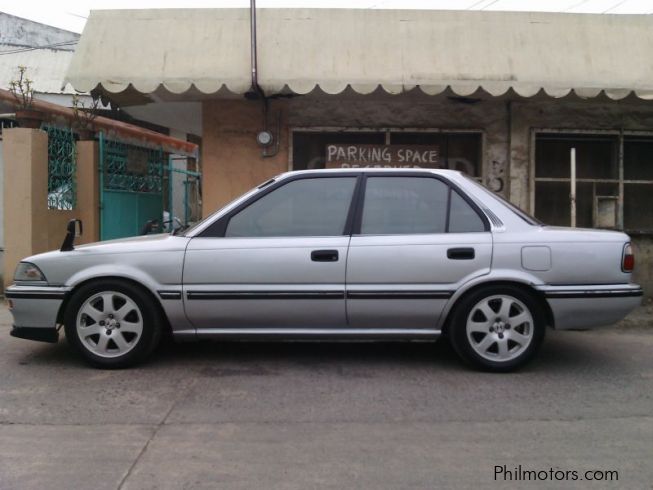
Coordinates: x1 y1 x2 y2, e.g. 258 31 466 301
180 177 278 236
463 176 543 226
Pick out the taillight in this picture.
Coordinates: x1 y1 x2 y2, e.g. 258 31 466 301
622 243 634 272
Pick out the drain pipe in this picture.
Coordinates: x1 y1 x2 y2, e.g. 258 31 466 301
250 0 279 157
250 0 264 100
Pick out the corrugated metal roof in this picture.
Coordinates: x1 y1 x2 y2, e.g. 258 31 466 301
0 45 76 94
65 8 653 100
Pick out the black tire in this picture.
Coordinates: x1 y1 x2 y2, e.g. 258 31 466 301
64 279 162 368
448 285 546 372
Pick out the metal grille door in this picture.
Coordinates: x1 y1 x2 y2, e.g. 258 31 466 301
99 133 165 240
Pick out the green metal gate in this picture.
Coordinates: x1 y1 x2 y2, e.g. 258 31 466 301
99 133 165 240
165 156 202 232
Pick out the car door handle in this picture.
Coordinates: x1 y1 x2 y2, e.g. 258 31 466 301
447 247 475 260
311 250 339 262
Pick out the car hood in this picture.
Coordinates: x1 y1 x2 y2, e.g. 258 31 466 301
23 233 190 265
76 233 177 250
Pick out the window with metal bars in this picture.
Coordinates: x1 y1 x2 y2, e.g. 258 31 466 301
45 125 76 210
534 132 653 232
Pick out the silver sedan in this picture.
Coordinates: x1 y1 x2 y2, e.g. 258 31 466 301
6 169 642 371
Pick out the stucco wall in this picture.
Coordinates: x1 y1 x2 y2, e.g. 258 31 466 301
3 128 49 287
202 99 289 212
2 130 100 288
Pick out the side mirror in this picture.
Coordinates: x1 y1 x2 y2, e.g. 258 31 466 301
140 219 159 236
68 219 83 237
61 219 83 251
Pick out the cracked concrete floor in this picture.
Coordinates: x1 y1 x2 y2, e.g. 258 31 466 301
0 305 652 489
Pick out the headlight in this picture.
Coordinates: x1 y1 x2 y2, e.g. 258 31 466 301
14 262 46 282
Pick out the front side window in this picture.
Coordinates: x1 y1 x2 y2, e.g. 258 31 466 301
225 177 356 237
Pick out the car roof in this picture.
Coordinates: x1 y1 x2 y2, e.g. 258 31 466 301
278 168 463 178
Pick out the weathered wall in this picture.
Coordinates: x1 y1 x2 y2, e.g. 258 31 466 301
201 93 511 213
509 98 653 212
0 12 79 49
287 93 511 195
632 237 653 296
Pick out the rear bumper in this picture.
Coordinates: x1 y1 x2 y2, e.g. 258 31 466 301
5 285 69 342
537 284 643 330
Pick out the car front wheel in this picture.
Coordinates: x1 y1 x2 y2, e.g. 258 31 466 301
449 285 545 372
64 280 162 368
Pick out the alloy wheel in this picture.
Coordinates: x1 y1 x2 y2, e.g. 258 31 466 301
76 291 144 358
465 294 534 362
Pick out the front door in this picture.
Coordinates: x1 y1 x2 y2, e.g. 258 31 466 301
183 176 358 330
346 175 492 329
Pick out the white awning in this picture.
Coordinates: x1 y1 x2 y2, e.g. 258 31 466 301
65 8 653 100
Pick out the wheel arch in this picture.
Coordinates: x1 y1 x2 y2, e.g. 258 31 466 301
56 276 172 334
440 279 554 335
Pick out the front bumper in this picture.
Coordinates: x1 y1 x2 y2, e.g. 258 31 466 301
5 285 69 343
10 326 59 343
537 284 643 330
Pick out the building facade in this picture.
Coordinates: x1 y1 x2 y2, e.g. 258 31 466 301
66 8 653 294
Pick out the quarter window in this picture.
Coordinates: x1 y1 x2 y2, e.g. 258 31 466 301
448 190 486 233
225 177 356 237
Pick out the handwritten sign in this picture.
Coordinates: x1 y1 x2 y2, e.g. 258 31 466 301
325 144 441 168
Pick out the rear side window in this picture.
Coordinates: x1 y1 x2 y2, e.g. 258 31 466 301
361 177 449 234
225 177 356 237
360 176 486 235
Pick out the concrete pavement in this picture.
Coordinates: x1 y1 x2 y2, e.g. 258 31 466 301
0 304 652 489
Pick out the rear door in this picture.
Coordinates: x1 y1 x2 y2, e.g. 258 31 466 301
183 175 359 330
346 174 492 329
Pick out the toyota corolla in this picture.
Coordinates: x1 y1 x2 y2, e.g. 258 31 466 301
6 169 642 371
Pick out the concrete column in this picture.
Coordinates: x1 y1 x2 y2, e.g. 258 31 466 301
75 140 100 244
508 102 532 212
2 128 48 288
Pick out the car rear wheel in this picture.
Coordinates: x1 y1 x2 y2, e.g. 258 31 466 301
64 280 162 368
449 285 545 372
